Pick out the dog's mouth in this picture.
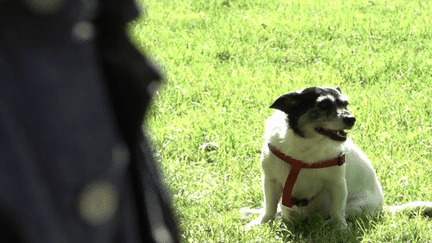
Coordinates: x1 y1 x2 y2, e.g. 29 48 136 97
315 127 347 142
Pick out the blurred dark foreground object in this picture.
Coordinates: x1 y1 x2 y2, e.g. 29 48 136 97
0 0 178 242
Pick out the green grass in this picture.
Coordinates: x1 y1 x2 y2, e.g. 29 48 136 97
129 0 432 242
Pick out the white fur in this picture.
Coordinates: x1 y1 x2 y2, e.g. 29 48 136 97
247 110 431 230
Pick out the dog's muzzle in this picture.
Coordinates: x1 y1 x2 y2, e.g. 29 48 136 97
315 116 355 142
315 127 348 141
343 116 356 128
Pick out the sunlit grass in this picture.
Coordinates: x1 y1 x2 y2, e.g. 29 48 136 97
130 0 432 241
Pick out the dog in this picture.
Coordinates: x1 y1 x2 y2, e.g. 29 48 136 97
246 86 432 230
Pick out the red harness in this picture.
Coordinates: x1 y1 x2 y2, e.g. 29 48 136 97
268 144 345 208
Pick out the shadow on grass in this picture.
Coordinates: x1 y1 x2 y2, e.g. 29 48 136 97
242 206 432 242
269 213 385 243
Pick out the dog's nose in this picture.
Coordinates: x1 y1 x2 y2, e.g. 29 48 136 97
343 116 356 127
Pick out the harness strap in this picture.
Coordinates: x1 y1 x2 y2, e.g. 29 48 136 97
268 144 345 208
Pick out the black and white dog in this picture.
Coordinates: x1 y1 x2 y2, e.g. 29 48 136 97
247 86 432 230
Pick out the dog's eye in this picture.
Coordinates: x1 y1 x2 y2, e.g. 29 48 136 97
317 99 333 109
337 100 349 107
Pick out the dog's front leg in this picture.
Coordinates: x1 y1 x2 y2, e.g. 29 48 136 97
325 177 348 230
247 176 282 228
261 176 283 223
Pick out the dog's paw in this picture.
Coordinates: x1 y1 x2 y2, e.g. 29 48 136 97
246 218 263 230
246 215 275 230
324 218 348 231
246 215 274 230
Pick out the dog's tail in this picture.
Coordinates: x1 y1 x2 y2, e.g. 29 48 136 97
387 201 432 215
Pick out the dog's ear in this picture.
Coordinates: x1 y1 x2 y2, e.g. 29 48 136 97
269 92 301 113
336 87 342 93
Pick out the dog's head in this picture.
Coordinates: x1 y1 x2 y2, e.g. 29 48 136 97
270 86 355 142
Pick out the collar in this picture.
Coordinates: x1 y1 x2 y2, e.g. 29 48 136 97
268 143 345 208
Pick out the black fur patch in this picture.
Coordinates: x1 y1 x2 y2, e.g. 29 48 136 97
270 87 342 137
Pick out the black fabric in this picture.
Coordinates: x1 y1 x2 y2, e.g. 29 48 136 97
0 0 178 242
